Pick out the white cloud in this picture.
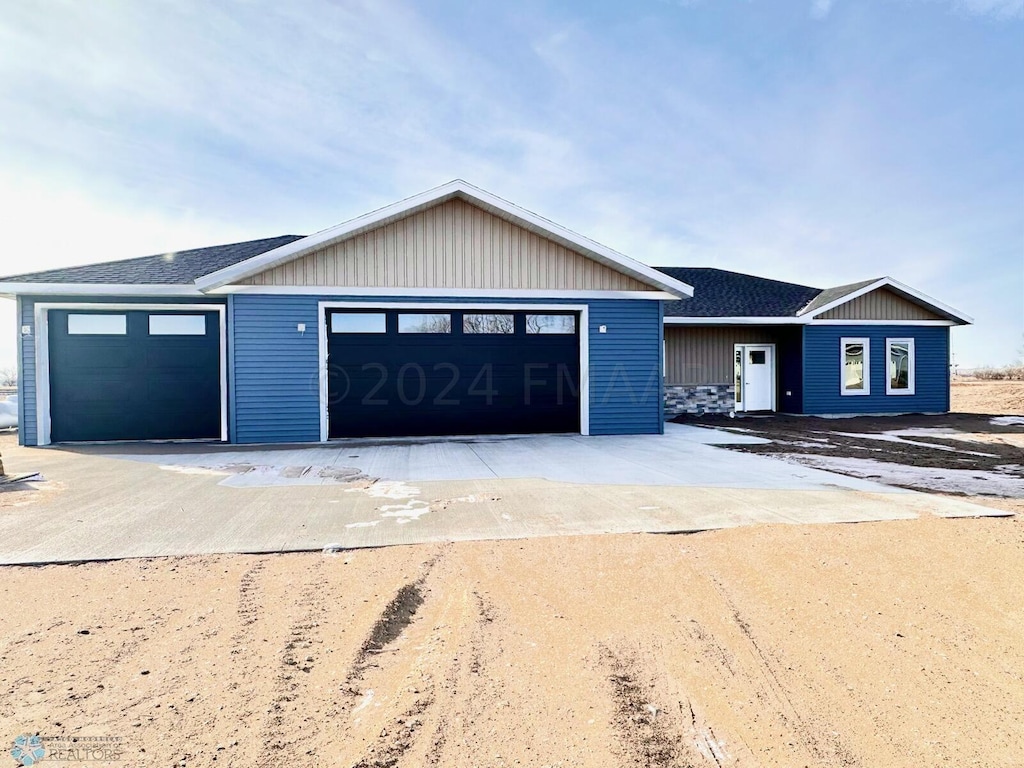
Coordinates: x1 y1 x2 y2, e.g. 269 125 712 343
811 0 836 19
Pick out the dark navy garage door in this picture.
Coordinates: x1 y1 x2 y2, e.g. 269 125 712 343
327 309 580 438
48 309 221 442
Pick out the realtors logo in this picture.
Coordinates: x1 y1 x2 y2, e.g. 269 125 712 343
9 735 45 766
8 734 124 764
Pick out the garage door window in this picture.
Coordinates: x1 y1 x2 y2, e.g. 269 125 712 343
526 314 575 334
67 314 126 335
463 313 514 334
331 313 386 334
148 315 207 335
398 313 452 333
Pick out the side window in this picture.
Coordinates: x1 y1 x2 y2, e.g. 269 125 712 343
886 338 915 395
841 337 870 395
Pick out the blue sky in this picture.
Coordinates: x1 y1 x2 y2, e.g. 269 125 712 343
1 0 1021 369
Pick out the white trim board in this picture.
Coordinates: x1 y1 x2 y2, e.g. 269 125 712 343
664 316 805 325
1 283 205 298
214 285 676 300
664 316 957 327
798 277 973 324
317 301 591 442
195 180 694 299
31 303 229 446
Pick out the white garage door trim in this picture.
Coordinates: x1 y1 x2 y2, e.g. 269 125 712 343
317 301 590 442
33 303 228 446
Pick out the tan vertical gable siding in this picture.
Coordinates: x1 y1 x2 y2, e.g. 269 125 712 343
241 198 652 291
665 326 780 385
816 288 944 321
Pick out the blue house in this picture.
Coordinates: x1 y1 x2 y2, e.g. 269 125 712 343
657 268 972 417
2 181 691 446
1 182 971 446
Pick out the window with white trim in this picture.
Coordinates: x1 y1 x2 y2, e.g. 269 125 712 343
841 337 870 395
886 338 915 395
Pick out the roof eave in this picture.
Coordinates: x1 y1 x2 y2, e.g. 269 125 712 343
0 283 205 299
664 316 805 325
799 277 973 324
192 180 694 299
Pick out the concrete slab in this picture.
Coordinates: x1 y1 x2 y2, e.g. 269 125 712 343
0 428 1008 565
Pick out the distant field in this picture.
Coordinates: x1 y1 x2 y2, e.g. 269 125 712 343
951 377 1024 414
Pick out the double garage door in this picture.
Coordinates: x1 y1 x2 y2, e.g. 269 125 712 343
47 309 222 442
327 308 580 438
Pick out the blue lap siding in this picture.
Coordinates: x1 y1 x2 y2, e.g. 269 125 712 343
230 294 664 444
802 325 950 414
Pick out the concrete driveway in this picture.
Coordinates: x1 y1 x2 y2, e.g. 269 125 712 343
0 424 1004 564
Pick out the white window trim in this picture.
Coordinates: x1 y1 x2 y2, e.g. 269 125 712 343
317 301 590 441
886 337 916 396
33 304 228 445
840 337 871 396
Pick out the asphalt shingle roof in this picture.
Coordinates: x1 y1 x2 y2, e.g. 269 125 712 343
797 278 880 316
656 267 824 318
3 239 893 323
0 235 304 285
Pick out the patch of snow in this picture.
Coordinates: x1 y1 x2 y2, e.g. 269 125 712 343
344 520 381 529
834 432 998 457
158 464 231 476
991 416 1024 426
380 500 432 524
777 454 1024 498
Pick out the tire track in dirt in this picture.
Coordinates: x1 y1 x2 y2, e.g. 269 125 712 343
705 574 865 768
419 590 500 767
599 645 710 768
333 548 452 767
256 557 330 765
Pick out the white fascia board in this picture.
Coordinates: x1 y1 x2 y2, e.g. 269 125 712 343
810 319 956 326
664 316 806 325
212 285 676 300
800 277 974 324
0 283 204 297
193 180 695 299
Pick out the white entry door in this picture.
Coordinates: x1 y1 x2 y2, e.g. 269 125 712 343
738 344 774 412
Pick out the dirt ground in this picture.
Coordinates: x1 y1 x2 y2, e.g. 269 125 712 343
1 514 1022 768
951 377 1024 414
2 384 1023 767
671 379 1024 510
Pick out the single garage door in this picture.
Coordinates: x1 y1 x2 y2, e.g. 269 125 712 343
327 309 580 438
48 309 222 442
